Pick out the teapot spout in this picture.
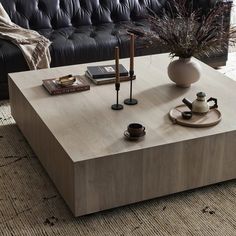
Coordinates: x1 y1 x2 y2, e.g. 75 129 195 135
182 98 192 110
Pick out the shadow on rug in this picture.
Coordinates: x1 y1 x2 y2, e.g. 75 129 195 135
0 101 236 236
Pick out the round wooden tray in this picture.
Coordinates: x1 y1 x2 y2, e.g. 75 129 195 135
169 105 222 128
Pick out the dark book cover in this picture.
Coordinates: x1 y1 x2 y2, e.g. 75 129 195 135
42 76 90 95
87 64 128 79
85 72 136 85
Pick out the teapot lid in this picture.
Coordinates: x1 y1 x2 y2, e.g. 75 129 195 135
197 92 206 98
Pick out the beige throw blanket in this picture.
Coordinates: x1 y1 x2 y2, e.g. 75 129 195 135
0 3 51 70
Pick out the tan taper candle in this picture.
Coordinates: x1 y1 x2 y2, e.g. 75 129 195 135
115 47 120 84
130 33 134 72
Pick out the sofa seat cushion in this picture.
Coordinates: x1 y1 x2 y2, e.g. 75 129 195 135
0 39 28 84
39 20 166 67
40 24 121 67
0 19 167 85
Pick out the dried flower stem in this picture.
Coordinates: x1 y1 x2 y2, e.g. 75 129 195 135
130 0 236 58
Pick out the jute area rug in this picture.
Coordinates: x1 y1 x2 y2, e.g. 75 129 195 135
1 56 236 236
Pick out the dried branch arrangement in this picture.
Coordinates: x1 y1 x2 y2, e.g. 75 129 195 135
132 0 236 58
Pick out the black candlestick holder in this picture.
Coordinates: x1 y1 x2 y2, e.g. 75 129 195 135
124 70 138 105
111 83 124 110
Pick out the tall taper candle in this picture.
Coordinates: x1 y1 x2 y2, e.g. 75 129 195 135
130 33 134 72
115 46 120 84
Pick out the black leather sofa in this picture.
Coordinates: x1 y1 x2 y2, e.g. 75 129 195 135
0 0 232 99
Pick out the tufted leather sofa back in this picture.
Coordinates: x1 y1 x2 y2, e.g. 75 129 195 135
0 0 167 30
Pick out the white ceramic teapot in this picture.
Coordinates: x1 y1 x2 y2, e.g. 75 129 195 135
182 92 218 114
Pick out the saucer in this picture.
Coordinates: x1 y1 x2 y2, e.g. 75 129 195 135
124 130 146 141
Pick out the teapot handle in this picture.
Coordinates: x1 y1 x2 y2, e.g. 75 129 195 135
207 97 218 109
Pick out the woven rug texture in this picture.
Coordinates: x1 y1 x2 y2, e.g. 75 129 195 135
0 56 236 235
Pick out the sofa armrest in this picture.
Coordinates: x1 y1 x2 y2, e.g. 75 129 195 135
195 0 233 21
193 0 233 10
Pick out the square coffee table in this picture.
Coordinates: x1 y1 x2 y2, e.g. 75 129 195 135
9 54 236 216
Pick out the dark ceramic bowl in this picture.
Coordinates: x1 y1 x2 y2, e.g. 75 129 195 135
182 111 192 120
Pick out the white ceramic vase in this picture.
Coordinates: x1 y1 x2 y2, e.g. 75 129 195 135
167 57 201 88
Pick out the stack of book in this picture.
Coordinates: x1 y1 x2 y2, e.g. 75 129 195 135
85 64 135 85
42 75 90 95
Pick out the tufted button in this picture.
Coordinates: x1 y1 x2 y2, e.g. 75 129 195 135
138 0 145 5
68 34 74 40
38 1 46 12
59 1 66 10
90 32 96 38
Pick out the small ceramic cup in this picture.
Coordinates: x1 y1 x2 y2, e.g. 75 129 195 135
127 123 145 137
182 111 192 120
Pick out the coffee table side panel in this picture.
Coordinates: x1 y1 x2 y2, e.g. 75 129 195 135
74 131 236 216
9 78 76 214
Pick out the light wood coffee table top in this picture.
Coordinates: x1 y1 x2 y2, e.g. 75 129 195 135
9 53 236 216
9 54 236 162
